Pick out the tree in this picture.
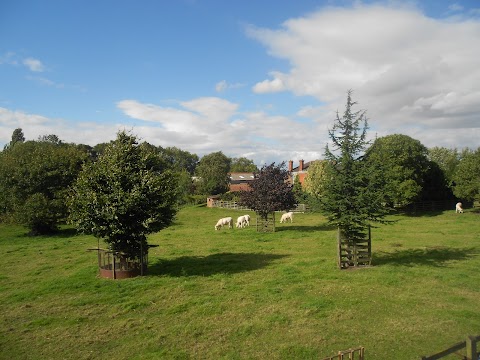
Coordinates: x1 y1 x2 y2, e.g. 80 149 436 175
230 157 258 172
0 139 88 234
69 131 178 259
195 151 231 195
452 147 480 202
365 134 430 207
303 160 329 198
160 146 199 175
322 90 389 246
428 147 461 188
239 162 296 229
3 128 25 150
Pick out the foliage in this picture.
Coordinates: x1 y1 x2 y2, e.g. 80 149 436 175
453 147 480 202
195 151 231 195
68 131 178 257
239 162 296 220
365 134 430 207
3 128 25 150
0 139 88 234
230 157 258 172
160 146 199 175
428 146 461 187
303 160 328 198
322 90 389 242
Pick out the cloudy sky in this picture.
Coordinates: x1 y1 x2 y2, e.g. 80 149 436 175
1 0 479 166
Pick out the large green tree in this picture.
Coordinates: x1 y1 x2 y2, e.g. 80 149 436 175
68 131 178 258
452 147 480 202
230 157 258 172
0 138 88 234
322 91 389 243
428 146 461 188
365 134 430 207
195 151 231 195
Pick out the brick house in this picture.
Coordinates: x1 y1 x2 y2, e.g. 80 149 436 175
288 159 312 187
229 172 255 192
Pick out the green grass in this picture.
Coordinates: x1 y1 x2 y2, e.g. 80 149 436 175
1 206 479 359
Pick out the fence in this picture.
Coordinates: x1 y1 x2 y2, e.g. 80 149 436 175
321 347 365 360
421 335 480 360
211 200 307 213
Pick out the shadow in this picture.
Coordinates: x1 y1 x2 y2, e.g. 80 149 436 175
400 210 446 218
148 252 288 277
275 223 337 232
373 246 478 267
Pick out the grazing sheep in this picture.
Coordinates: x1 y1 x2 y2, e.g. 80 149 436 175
243 214 251 227
236 215 247 228
280 211 294 223
455 202 464 213
215 217 233 230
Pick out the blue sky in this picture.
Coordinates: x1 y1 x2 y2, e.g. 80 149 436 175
1 0 479 166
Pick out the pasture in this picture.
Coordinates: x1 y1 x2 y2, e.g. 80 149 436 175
1 205 479 359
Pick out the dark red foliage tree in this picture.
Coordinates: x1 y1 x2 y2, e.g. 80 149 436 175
239 162 296 221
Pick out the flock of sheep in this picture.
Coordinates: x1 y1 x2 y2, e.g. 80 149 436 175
214 211 295 230
214 203 464 231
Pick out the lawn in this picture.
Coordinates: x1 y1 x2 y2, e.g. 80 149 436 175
1 205 479 359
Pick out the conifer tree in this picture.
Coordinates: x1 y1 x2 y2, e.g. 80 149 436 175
322 90 389 243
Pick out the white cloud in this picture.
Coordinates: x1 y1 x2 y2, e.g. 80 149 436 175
247 3 480 151
23 57 45 72
215 80 246 93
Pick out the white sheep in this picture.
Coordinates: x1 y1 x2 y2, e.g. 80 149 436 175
236 215 246 228
215 217 233 230
280 211 294 223
243 214 251 227
455 202 464 213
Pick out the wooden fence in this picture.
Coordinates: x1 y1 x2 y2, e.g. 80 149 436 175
421 335 480 360
321 347 365 360
211 200 307 213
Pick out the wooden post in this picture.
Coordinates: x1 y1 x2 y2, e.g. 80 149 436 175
466 335 477 360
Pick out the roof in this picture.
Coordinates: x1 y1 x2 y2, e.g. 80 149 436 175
229 172 255 181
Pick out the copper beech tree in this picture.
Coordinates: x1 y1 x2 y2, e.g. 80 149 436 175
239 162 296 229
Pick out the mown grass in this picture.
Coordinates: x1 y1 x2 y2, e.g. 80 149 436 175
1 205 479 359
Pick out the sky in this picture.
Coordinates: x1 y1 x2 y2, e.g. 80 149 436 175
1 0 479 166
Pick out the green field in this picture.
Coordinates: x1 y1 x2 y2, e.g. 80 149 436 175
1 205 479 359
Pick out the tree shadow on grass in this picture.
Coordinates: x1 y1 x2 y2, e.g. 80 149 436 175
148 252 288 277
373 247 478 267
275 223 337 232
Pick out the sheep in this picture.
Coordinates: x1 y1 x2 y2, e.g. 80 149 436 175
280 211 294 223
236 215 246 228
215 217 233 230
243 214 251 227
455 202 464 213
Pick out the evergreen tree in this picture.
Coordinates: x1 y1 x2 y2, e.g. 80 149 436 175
322 90 389 243
69 131 178 258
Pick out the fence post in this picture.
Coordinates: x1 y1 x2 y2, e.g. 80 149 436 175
466 336 477 360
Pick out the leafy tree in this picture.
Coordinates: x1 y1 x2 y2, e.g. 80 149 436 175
195 151 231 195
38 134 62 144
0 139 88 234
239 162 296 223
303 160 328 198
322 90 389 243
160 146 199 175
230 157 258 172
68 131 177 258
365 134 429 207
452 147 480 202
3 128 25 150
428 146 461 187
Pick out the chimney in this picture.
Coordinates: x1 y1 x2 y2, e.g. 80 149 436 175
288 160 293 172
299 159 304 172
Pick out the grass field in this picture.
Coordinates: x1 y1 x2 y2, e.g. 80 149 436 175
1 205 479 359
